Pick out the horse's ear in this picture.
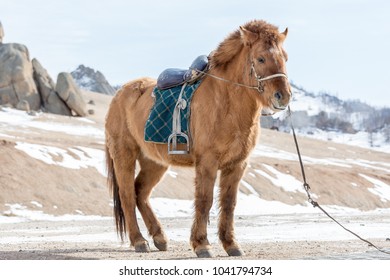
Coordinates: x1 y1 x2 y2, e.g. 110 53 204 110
239 26 258 47
279 27 288 43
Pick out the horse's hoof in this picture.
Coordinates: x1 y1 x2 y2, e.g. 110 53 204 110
135 241 150 253
154 240 168 251
195 249 213 258
227 248 244 257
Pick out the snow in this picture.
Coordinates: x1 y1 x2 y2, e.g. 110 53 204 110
302 129 390 153
27 121 104 138
254 164 306 193
150 191 316 219
79 75 94 87
30 201 43 208
253 145 297 161
240 180 259 196
253 145 390 174
290 91 324 116
15 142 106 176
167 169 178 178
0 107 35 124
0 107 104 139
277 85 390 153
2 203 110 223
359 174 390 202
235 192 314 215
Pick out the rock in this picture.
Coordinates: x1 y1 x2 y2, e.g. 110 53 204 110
0 43 41 111
32 59 71 116
0 21 41 111
71 64 116 95
0 22 90 117
16 100 30 111
56 72 87 117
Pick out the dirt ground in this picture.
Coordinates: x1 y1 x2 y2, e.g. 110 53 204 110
1 214 389 260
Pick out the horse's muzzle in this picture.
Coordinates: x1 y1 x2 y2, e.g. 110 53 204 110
271 90 291 111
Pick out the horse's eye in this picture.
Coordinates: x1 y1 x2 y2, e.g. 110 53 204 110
258 57 265 64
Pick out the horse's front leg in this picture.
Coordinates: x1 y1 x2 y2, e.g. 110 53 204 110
190 156 218 258
218 161 247 256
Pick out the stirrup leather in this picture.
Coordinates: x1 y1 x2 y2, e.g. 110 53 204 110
167 83 190 155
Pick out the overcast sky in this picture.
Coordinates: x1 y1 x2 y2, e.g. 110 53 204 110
1 0 389 107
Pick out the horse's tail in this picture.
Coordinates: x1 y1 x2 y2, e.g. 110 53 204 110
105 144 126 241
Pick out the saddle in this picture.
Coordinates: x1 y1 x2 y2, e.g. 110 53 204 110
145 55 208 155
157 55 208 90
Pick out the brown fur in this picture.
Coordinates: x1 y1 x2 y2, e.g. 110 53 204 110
105 20 291 257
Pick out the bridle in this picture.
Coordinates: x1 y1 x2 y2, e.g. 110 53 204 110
249 61 288 93
191 58 288 116
192 56 288 95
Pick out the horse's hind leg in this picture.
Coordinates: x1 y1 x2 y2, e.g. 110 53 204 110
135 154 169 251
107 140 150 252
218 161 247 256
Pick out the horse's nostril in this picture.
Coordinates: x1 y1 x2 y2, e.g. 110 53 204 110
274 92 282 100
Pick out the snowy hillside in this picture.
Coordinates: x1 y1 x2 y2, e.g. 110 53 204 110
262 83 390 152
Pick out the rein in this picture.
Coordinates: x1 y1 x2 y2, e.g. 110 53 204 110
288 106 390 256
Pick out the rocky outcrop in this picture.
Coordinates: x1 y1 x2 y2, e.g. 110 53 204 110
56 73 87 117
71 64 116 95
0 21 88 117
0 43 41 111
32 59 71 116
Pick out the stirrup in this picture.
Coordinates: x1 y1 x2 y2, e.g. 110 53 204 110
167 132 190 155
167 83 190 155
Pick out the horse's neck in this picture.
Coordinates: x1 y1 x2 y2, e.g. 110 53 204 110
208 57 262 126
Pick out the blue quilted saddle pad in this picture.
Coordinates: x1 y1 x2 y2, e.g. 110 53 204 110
144 80 202 144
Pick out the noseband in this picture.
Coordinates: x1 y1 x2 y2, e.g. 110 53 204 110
250 61 288 93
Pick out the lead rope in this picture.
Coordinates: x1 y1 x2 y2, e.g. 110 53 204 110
287 106 390 256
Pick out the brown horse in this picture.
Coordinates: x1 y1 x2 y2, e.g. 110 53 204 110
105 20 291 258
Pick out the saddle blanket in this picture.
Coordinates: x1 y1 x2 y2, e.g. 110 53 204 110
144 80 202 144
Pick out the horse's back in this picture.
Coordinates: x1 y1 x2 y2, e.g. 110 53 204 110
105 77 155 140
115 77 156 108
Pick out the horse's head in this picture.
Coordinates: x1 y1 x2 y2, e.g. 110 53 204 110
240 21 291 113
